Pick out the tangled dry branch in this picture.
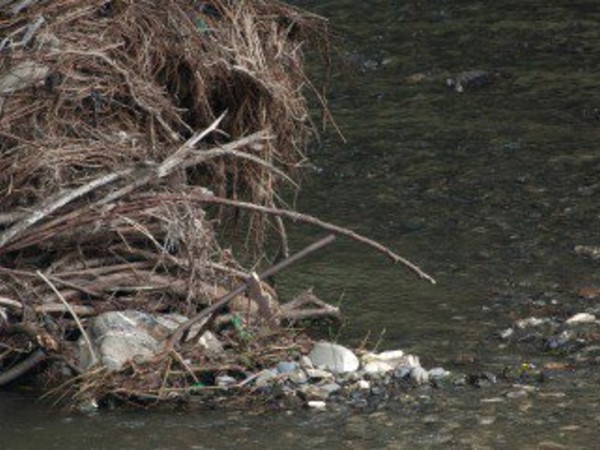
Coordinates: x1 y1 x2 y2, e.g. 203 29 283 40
0 0 432 406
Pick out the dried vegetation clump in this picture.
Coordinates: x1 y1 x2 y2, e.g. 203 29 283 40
0 0 431 407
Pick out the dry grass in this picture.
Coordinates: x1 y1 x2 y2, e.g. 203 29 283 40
0 0 331 404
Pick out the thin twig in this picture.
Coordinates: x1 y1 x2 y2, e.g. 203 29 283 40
147 192 436 284
37 270 98 366
0 349 46 386
0 170 128 249
165 234 336 350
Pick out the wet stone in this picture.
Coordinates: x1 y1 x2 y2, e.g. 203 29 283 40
452 374 468 386
468 372 497 388
305 368 334 381
276 361 298 374
255 369 278 387
299 355 314 370
216 375 237 387
565 312 597 325
370 385 385 396
286 369 308 385
393 366 412 380
357 379 370 390
428 367 451 380
499 328 514 339
320 382 342 396
298 385 331 401
506 389 529 399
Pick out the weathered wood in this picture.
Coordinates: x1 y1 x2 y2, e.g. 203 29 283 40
165 234 336 350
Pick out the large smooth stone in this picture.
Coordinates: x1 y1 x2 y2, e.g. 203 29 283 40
308 342 359 374
78 310 223 371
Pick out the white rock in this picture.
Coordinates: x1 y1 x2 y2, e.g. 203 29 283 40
216 375 237 387
78 311 163 370
305 368 334 380
499 328 514 339
410 366 429 385
299 355 314 370
357 379 370 390
565 313 597 325
78 310 224 371
197 331 225 356
308 342 359 374
404 354 421 368
370 350 404 360
516 317 547 329
428 367 451 379
363 361 394 374
255 369 278 387
361 349 415 374
307 400 327 410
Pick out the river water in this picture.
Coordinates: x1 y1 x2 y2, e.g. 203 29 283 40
2 1 600 448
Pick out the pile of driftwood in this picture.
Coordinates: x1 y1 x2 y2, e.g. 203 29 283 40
0 0 432 407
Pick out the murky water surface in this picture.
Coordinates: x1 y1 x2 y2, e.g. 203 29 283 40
3 1 600 448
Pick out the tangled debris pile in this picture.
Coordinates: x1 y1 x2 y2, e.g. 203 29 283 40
0 0 433 409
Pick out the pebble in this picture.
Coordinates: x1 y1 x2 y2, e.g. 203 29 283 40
361 350 407 374
307 400 326 410
452 374 468 386
428 367 451 379
574 244 600 259
286 369 308 385
319 382 341 396
299 355 314 370
536 442 568 450
216 375 237 387
516 317 548 329
299 385 331 401
305 368 334 380
393 366 412 380
276 361 298 374
254 369 277 387
477 416 496 426
506 389 529 399
77 397 99 413
370 385 384 396
565 312 596 325
480 397 504 403
357 379 370 390
499 328 514 339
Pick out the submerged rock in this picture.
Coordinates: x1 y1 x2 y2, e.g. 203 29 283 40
308 342 359 374
446 70 493 93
